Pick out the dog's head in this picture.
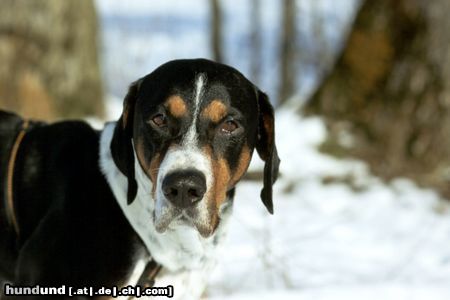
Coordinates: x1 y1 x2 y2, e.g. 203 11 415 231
111 59 280 238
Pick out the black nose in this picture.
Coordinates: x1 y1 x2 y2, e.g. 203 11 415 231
162 170 207 208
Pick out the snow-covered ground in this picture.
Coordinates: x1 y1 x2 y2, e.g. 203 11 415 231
94 1 450 299
207 109 450 299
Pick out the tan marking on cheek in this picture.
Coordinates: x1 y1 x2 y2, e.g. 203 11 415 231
202 146 231 231
203 147 231 205
148 153 161 183
149 153 161 198
214 158 231 206
201 99 227 123
136 139 149 170
136 139 162 199
231 145 252 186
165 95 187 117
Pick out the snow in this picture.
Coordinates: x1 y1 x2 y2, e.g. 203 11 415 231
207 109 450 299
210 285 450 300
94 1 450 299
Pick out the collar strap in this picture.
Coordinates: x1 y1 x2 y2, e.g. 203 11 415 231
6 120 164 288
6 119 29 236
126 259 162 300
137 259 163 287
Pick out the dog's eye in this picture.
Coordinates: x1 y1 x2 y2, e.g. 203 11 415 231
219 120 238 134
150 114 167 128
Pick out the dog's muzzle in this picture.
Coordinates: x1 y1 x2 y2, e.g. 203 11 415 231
162 170 206 209
153 147 214 236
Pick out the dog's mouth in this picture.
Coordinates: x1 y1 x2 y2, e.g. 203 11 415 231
149 146 219 238
152 199 216 238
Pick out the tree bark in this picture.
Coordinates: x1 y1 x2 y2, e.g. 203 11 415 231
278 0 297 105
210 0 223 63
304 0 450 197
0 0 104 120
250 0 262 85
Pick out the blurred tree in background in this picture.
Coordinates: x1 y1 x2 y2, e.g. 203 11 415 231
250 0 262 86
0 0 104 120
304 0 450 197
278 0 297 105
210 0 223 63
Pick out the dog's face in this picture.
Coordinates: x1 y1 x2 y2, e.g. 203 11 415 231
111 59 279 238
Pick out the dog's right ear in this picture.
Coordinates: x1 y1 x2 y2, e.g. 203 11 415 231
110 80 142 205
255 90 280 215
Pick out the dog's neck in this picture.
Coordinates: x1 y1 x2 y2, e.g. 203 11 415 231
99 122 232 272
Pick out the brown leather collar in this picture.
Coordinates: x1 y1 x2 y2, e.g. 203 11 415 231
125 259 162 300
6 119 163 289
137 260 163 288
6 119 29 236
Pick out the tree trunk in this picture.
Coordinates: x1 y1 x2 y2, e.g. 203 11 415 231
0 0 104 120
210 0 223 63
278 0 297 105
304 0 450 197
250 0 262 85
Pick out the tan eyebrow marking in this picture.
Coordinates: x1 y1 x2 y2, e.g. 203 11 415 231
201 100 227 123
165 95 187 117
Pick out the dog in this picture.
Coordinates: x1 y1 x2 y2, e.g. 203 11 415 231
0 59 280 299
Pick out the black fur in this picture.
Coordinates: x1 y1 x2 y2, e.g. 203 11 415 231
0 59 279 299
255 91 280 214
111 80 141 205
113 59 280 211
0 112 141 299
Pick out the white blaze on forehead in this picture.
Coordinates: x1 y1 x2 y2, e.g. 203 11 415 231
158 73 210 183
153 73 214 233
183 73 206 148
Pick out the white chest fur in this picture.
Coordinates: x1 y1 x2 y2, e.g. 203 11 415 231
99 123 231 299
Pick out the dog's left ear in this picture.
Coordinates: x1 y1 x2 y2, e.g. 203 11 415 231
111 80 142 205
255 90 280 214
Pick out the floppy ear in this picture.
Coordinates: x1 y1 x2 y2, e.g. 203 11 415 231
110 80 141 205
255 90 280 214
